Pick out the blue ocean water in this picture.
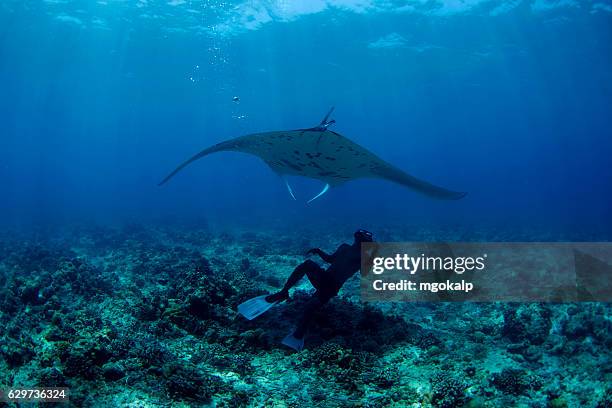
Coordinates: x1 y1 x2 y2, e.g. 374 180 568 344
2 3 612 406
1 0 611 236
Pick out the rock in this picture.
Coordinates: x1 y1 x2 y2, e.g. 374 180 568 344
102 363 125 381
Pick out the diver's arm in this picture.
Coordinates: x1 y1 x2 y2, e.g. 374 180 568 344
306 248 335 263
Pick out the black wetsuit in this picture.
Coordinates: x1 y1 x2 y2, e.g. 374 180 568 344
306 243 361 301
279 242 362 337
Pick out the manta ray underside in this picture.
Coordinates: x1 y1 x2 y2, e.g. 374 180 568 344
159 108 466 203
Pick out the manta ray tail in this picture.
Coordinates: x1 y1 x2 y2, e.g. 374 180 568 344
307 107 336 131
376 165 467 200
158 140 238 186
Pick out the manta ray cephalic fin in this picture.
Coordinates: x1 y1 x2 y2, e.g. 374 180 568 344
282 176 297 200
307 183 330 204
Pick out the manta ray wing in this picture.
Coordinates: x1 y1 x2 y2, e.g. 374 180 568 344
157 137 249 186
157 130 346 186
287 130 467 200
370 162 467 200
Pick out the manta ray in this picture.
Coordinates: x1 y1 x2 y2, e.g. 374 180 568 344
159 108 466 203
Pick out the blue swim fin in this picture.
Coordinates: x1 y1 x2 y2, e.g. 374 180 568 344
282 331 305 352
237 295 278 320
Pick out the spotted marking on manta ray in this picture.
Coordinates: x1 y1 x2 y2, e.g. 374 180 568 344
280 159 303 172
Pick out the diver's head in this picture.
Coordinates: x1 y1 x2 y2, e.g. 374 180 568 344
354 229 374 244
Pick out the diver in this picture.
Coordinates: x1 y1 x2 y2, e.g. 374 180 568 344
237 229 375 351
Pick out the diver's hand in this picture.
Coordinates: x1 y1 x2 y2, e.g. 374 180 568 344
306 248 334 263
306 248 321 256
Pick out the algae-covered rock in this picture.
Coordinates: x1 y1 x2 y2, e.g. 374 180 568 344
102 363 126 381
430 372 469 408
490 368 542 396
162 362 224 402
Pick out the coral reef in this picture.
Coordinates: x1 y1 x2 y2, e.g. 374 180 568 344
430 372 468 408
0 224 610 407
490 368 542 396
